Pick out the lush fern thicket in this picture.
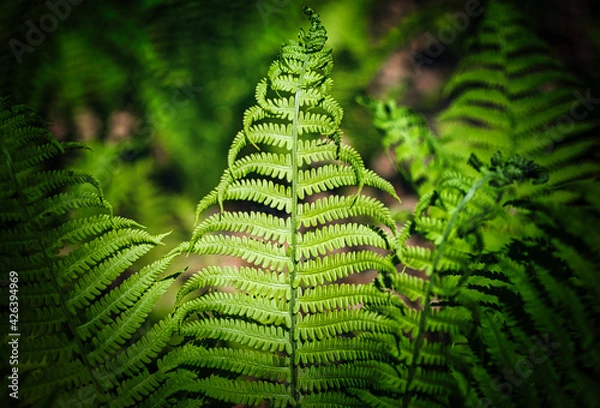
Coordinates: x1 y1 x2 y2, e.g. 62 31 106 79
1 2 600 407
368 2 600 407
0 99 183 407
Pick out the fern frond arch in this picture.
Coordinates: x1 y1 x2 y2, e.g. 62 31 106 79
173 8 406 407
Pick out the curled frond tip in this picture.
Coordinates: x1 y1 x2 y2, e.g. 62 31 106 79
301 7 327 53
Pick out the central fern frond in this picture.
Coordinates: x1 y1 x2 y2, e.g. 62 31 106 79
173 8 403 407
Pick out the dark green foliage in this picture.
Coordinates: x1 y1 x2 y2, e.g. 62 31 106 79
367 2 600 407
396 154 600 407
0 98 181 407
370 1 599 204
0 0 403 202
363 100 443 190
71 142 195 252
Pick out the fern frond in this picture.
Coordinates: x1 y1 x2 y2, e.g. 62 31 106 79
192 376 291 408
0 98 179 407
435 2 598 212
374 8 600 399
173 8 404 406
176 265 289 301
173 344 289 382
299 251 397 286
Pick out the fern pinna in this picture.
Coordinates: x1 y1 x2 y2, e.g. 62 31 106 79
0 98 182 407
368 2 600 407
172 8 406 407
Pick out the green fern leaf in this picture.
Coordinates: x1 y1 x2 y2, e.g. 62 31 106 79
173 8 404 406
0 98 179 407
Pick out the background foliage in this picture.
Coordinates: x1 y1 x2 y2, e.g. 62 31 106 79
1 0 599 227
1 0 600 406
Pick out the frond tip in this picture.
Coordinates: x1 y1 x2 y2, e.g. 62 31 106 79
301 7 328 53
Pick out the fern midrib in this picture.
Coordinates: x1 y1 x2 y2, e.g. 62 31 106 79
403 172 494 407
1 140 106 407
289 52 310 406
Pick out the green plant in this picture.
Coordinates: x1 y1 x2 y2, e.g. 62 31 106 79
0 98 182 407
368 1 599 208
171 8 409 406
2 3 599 407
71 141 195 250
366 2 600 407
1 9 410 407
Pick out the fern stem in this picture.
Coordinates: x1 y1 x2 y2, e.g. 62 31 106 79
403 173 494 407
288 52 310 406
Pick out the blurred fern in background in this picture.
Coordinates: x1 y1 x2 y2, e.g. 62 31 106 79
367 2 600 407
